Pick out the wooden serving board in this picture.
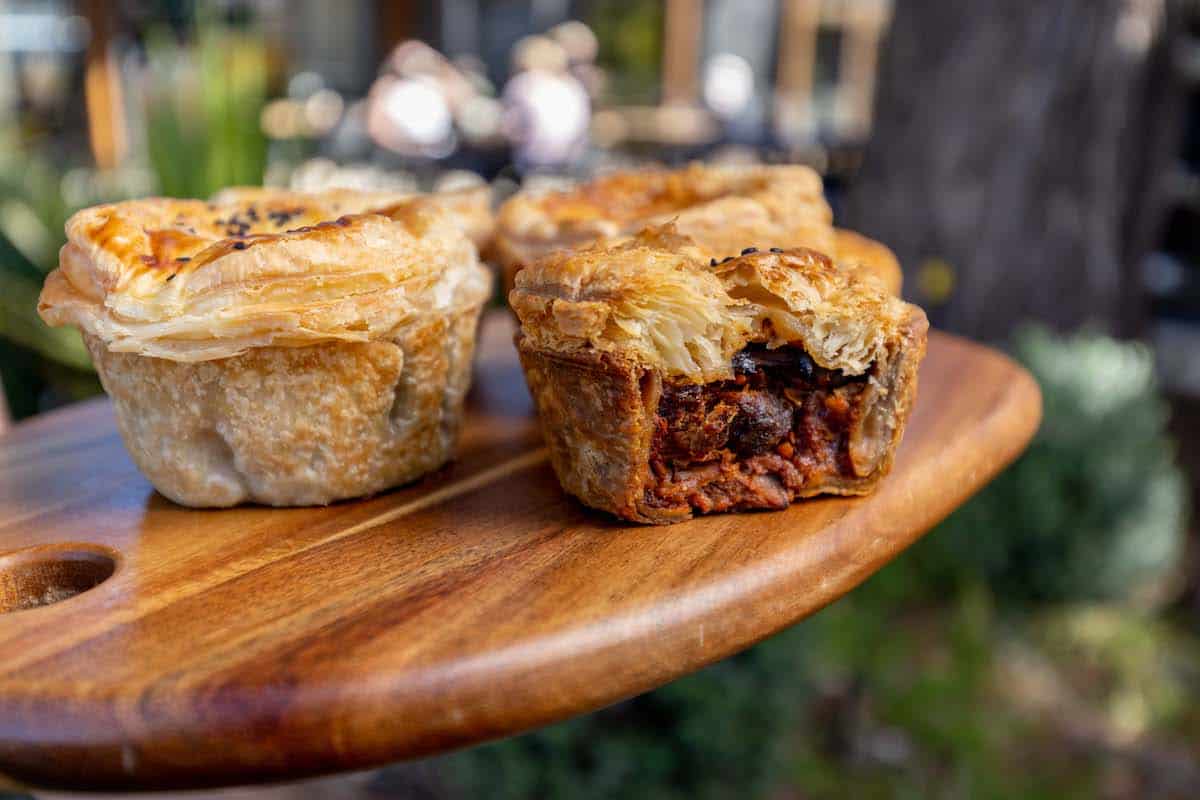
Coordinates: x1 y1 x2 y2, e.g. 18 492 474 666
0 313 1040 792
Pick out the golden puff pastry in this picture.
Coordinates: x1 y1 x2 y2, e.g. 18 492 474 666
38 190 491 507
492 162 902 296
511 225 927 524
831 228 903 294
211 183 495 250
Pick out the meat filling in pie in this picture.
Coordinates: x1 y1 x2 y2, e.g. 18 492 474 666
646 344 872 514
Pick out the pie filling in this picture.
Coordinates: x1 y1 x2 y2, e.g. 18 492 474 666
645 344 875 514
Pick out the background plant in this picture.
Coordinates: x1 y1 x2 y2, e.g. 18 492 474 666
0 24 269 419
913 326 1188 606
143 24 269 199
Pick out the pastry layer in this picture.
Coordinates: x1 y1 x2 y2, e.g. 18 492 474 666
493 162 901 295
86 302 481 507
211 184 495 249
38 187 493 508
512 226 912 381
38 189 491 362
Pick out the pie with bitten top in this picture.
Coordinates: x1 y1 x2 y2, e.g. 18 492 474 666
509 224 927 524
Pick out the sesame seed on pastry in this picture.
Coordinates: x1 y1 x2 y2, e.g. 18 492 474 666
211 184 495 250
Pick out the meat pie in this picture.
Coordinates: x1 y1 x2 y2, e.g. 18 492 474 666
37 190 492 507
510 225 927 524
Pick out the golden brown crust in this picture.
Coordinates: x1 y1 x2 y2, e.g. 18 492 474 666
496 162 829 241
511 225 914 380
494 163 832 287
517 345 659 520
38 189 491 362
513 231 927 524
492 163 901 296
518 310 926 524
86 302 481 507
211 184 495 249
833 228 903 295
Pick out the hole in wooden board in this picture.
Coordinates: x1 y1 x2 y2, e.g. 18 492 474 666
0 544 117 613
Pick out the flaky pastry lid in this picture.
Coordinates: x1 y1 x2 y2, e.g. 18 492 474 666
510 225 920 381
212 184 495 248
38 190 490 361
495 162 835 255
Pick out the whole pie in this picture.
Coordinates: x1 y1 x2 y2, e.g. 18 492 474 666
492 162 902 296
38 190 492 507
510 225 927 524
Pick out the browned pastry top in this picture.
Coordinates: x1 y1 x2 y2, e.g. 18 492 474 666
511 224 918 381
498 162 830 250
37 188 491 362
212 184 494 248
493 162 904 295
510 163 822 224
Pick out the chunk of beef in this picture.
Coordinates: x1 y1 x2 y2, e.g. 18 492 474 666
730 391 793 455
647 342 872 515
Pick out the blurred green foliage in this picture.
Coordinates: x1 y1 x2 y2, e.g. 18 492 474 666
438 624 810 800
0 23 269 417
144 25 269 198
431 326 1193 799
0 133 133 415
0 227 90 372
587 0 663 104
916 326 1188 605
786 579 1102 800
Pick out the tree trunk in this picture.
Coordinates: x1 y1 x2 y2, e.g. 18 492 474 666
842 0 1185 342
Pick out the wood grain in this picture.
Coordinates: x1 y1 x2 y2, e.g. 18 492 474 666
0 313 1040 791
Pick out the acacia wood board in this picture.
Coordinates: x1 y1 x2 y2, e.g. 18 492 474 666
0 313 1040 791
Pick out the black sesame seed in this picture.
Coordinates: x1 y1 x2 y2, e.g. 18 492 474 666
165 274 176 281
232 241 247 250
268 207 303 228
721 256 734 263
175 256 191 262
710 258 719 267
770 247 783 253
741 247 758 255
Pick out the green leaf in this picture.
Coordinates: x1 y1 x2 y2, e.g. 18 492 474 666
0 230 91 370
